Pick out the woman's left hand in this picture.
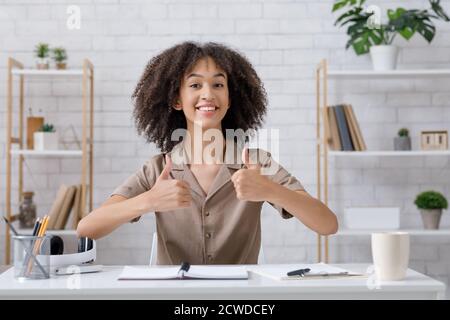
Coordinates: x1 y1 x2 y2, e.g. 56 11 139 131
231 148 276 201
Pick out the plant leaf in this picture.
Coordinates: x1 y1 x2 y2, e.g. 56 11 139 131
332 0 362 12
430 0 450 21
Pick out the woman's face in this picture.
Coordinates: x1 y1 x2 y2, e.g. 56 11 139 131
176 56 230 132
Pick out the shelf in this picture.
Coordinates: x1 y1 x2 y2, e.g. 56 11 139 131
11 69 83 76
336 229 450 236
328 69 450 78
10 228 77 235
328 150 450 157
10 149 83 157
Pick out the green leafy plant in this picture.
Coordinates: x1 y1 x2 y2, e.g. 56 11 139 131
398 128 409 137
52 47 67 63
39 123 55 132
332 0 450 55
414 191 448 210
34 43 50 59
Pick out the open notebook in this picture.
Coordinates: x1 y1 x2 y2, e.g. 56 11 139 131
118 263 248 280
249 263 367 280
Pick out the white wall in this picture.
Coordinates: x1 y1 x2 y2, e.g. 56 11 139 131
1 0 450 291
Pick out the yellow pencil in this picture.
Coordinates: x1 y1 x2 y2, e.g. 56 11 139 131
38 215 49 236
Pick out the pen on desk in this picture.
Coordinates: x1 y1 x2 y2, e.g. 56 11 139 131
287 268 311 277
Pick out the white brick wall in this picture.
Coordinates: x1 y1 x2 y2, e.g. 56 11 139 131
1 0 450 296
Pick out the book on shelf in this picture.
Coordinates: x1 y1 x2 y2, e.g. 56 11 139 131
46 184 68 230
326 106 342 151
54 185 77 229
334 104 354 151
343 104 361 151
47 184 84 230
346 104 367 151
327 104 366 152
69 184 82 230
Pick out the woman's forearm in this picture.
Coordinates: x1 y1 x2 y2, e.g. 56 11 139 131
76 193 151 240
265 182 338 235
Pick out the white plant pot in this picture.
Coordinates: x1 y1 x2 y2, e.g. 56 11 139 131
369 45 398 71
34 132 58 150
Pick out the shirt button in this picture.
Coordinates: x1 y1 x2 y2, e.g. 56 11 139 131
206 232 211 239
205 211 210 216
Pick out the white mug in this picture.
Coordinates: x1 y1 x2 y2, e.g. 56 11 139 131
371 232 410 281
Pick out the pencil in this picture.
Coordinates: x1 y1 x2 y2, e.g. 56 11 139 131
38 216 49 236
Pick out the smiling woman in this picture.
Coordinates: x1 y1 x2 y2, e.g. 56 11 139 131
131 41 267 153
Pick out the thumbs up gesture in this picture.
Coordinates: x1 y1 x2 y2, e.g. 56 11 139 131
144 155 192 212
231 148 274 202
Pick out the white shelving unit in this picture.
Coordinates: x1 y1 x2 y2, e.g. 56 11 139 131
10 150 83 157
315 60 450 260
11 69 84 76
4 58 94 264
329 150 450 157
328 69 450 78
337 229 450 236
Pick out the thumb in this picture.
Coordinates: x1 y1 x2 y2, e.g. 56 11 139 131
242 147 260 170
158 154 173 180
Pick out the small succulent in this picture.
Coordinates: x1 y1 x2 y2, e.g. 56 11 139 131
398 128 409 137
52 47 67 63
39 123 55 132
415 191 448 210
34 43 50 59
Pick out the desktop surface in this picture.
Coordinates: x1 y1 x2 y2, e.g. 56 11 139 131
0 264 445 300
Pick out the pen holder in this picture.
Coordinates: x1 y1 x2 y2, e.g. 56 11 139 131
13 235 52 280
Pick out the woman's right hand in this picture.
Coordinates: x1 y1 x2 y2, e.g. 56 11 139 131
140 155 192 212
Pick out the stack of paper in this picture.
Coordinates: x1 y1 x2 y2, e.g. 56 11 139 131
249 263 366 280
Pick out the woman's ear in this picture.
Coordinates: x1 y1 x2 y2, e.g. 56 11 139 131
173 99 182 110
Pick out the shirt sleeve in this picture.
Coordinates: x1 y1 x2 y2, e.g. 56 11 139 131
258 150 305 219
110 155 160 223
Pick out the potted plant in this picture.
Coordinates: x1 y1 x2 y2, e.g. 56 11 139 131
52 47 68 70
34 43 50 70
394 128 411 151
34 123 58 151
414 191 448 229
332 0 449 70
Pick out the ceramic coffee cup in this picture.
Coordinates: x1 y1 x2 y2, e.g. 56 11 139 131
371 232 410 281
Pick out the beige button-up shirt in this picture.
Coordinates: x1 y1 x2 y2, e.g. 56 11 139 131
111 140 304 265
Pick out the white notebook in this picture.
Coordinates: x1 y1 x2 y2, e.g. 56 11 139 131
249 263 366 280
118 264 248 280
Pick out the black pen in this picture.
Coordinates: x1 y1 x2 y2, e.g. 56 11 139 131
287 268 311 277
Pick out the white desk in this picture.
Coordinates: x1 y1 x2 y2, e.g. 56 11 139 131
0 264 445 300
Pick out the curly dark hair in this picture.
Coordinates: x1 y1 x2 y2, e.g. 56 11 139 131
132 41 267 153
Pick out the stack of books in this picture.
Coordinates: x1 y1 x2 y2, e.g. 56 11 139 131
46 184 85 230
326 104 366 151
